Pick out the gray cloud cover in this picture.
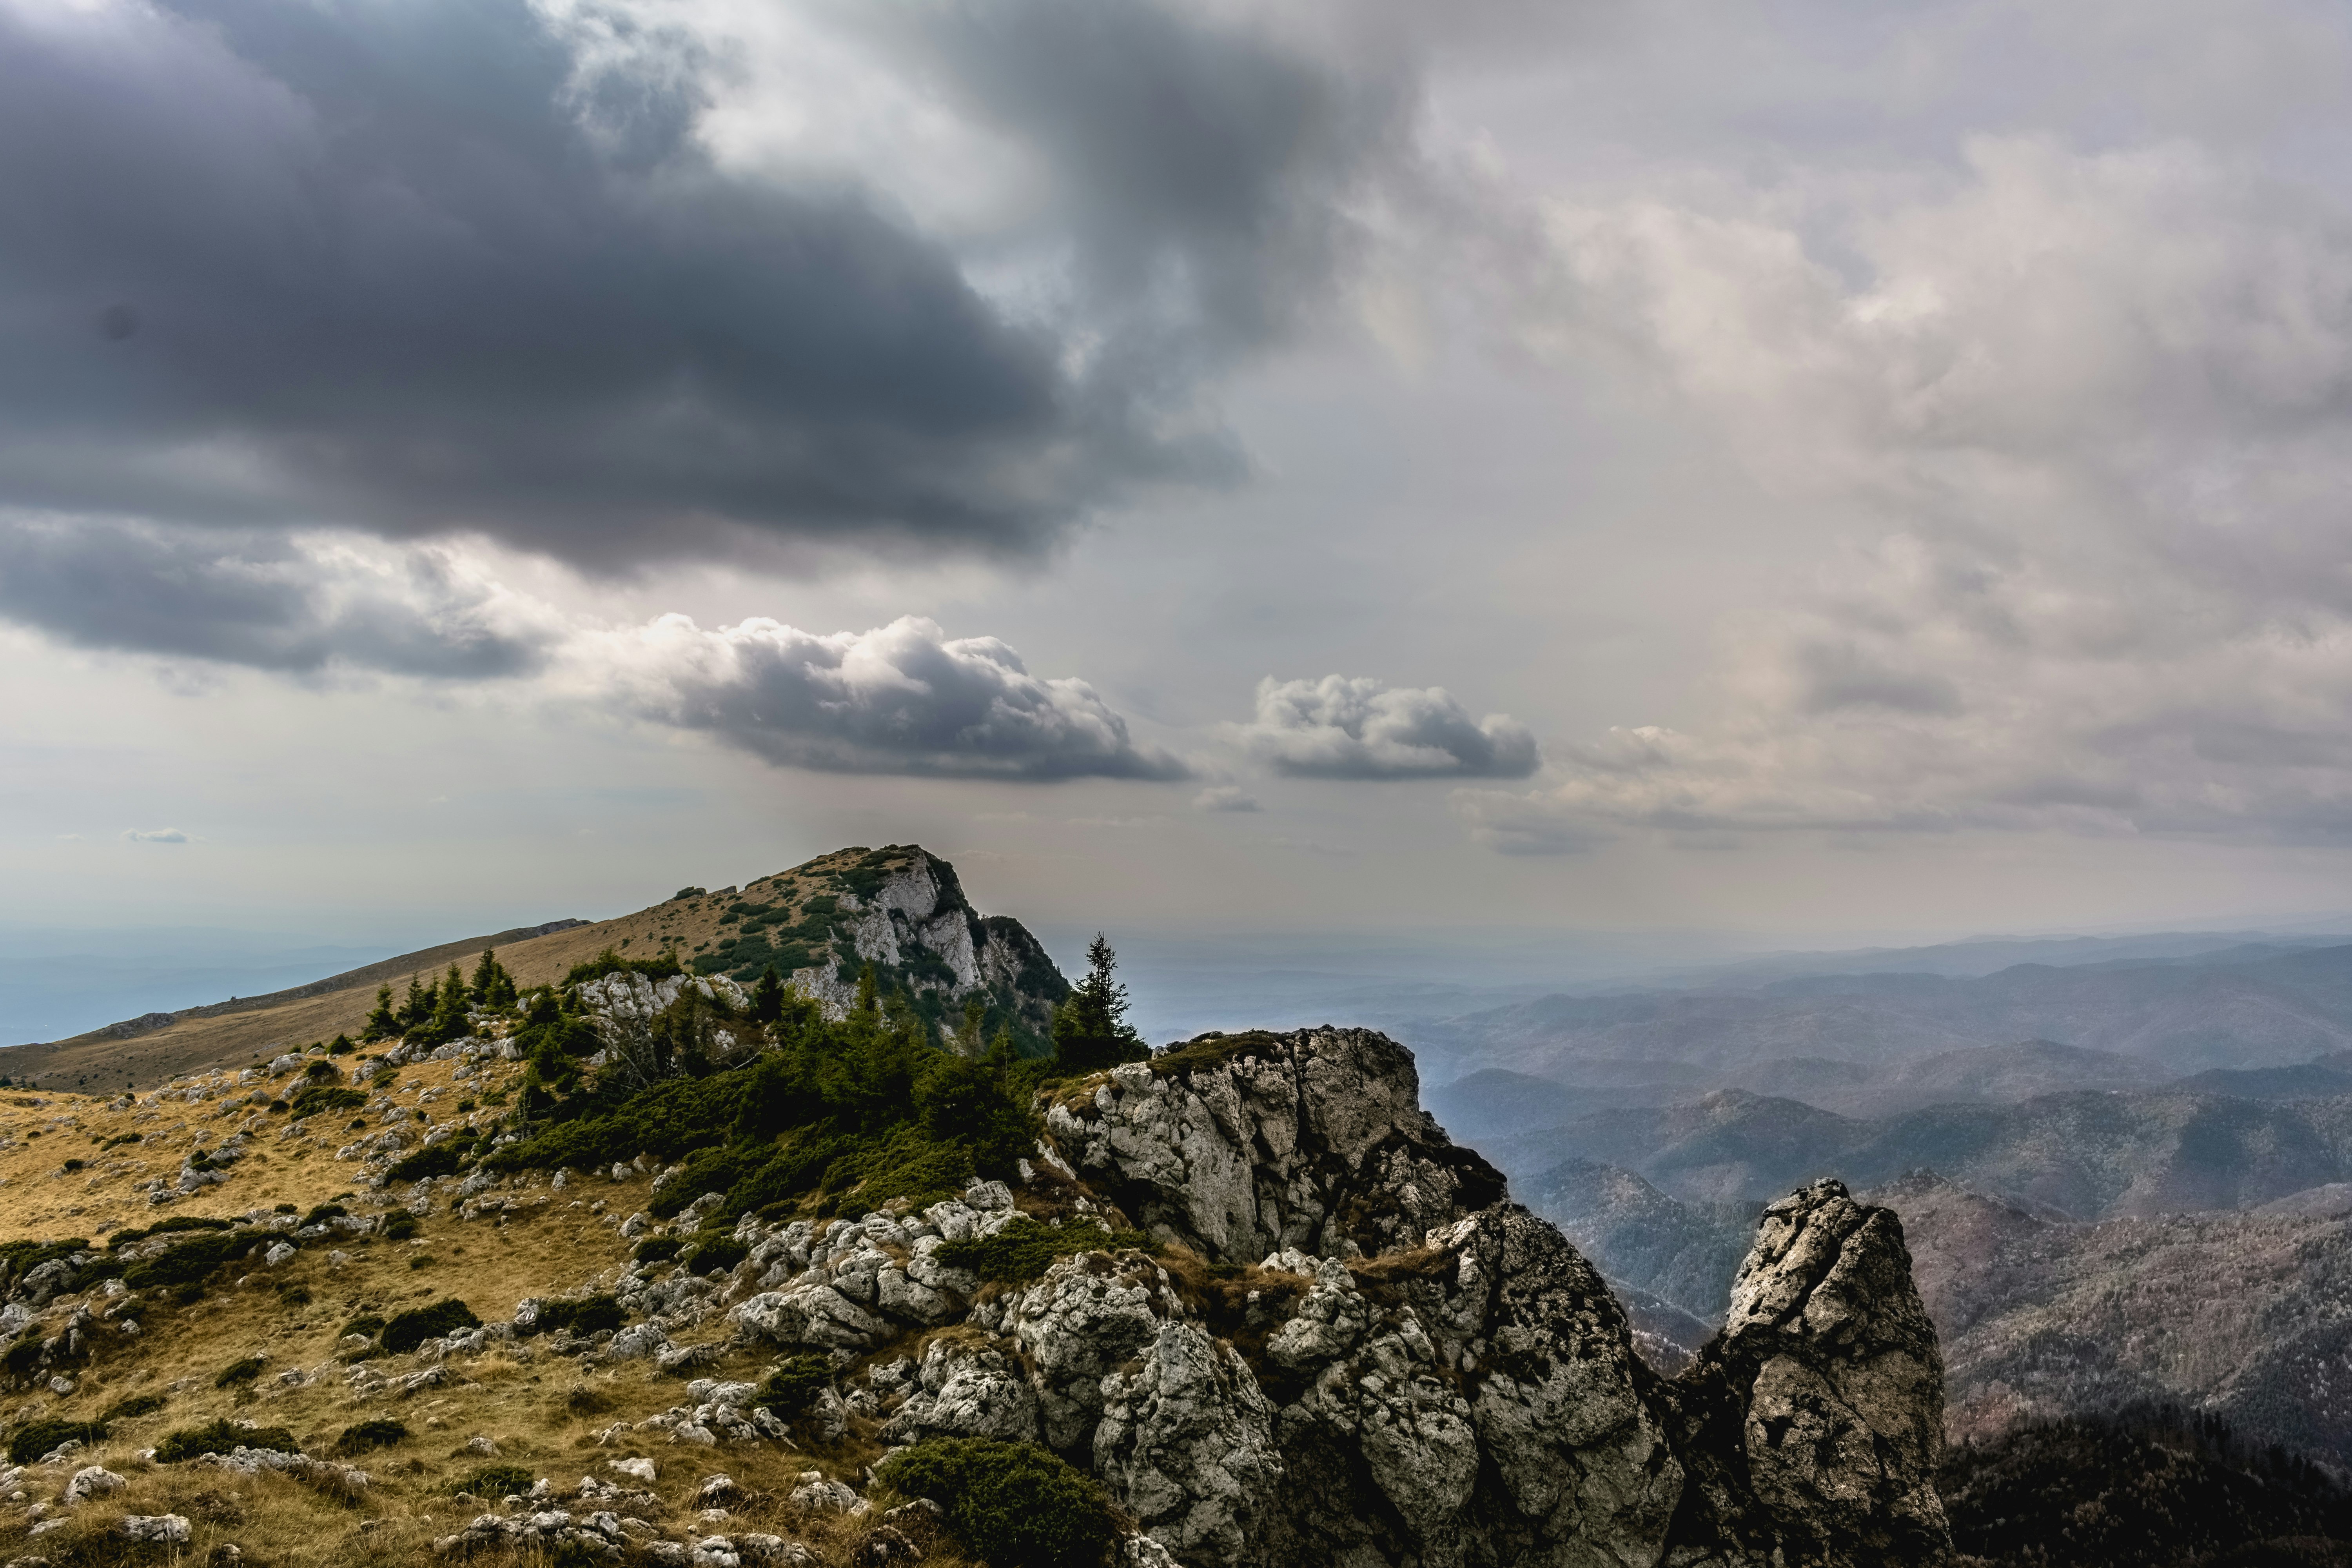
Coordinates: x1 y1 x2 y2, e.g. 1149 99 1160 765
1234 675 1539 779
0 0 1401 568
0 516 555 677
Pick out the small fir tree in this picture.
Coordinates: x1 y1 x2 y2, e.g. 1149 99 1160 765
1050 934 1147 1074
363 985 399 1041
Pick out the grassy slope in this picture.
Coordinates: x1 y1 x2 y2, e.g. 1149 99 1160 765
2 849 889 1094
0 1048 971 1566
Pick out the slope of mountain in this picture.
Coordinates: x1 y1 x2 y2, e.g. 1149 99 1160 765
0 845 1069 1091
0 989 1953 1566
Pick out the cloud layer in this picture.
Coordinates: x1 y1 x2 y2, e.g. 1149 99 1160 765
1236 675 1538 779
0 0 1405 567
1468 136 2352 848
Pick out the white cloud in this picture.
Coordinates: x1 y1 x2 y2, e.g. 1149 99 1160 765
1232 674 1540 779
569 613 1188 781
122 828 188 843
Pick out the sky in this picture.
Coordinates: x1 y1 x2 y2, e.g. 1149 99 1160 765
9 0 2352 965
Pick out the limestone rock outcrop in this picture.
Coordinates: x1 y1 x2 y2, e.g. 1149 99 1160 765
714 1027 1951 1568
1043 1029 1509 1260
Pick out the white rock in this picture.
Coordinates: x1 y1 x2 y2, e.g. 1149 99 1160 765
62 1465 125 1503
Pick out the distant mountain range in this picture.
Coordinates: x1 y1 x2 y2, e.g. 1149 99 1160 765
1426 939 2352 1087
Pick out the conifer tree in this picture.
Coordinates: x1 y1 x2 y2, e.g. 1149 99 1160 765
855 964 879 1016
1051 933 1147 1073
400 973 431 1030
363 984 398 1040
469 948 517 1010
752 966 784 1025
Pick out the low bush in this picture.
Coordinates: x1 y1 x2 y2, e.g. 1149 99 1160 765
105 1214 231 1251
155 1418 297 1463
7 1418 107 1465
381 1214 420 1242
760 1354 833 1417
99 1392 166 1422
529 1295 626 1338
382 1298 481 1355
936 1218 1149 1286
214 1356 267 1388
301 1202 347 1226
455 1463 535 1498
632 1237 683 1265
289 1085 367 1122
386 1141 469 1183
877 1437 1122 1568
121 1229 265 1290
682 1235 748 1276
341 1314 386 1342
334 1419 408 1455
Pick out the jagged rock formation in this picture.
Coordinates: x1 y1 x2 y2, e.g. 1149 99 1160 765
717 1026 1952 1568
699 846 1068 1040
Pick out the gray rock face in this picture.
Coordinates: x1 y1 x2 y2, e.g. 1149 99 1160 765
1659 1179 1950 1568
1024 1033 1947 1568
1043 1029 1509 1261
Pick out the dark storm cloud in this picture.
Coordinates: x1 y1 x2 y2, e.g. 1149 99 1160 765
878 0 1410 363
0 0 1390 568
0 516 552 677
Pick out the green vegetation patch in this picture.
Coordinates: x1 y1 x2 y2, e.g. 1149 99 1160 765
760 1354 833 1417
107 1214 233 1251
877 1437 1122 1568
936 1217 1151 1286
121 1229 267 1290
527 1294 626 1338
562 949 683 988
335 1419 408 1455
381 1298 481 1355
632 1237 683 1265
1148 1030 1289 1080
682 1235 748 1276
289 1085 367 1122
341 1314 386 1341
380 1214 419 1242
7 1418 108 1465
214 1356 267 1388
386 1140 471 1183
456 1463 536 1498
155 1419 298 1463
98 1393 166 1423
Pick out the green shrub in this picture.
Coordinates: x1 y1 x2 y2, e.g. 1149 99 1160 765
877 1437 1121 1568
107 1214 233 1250
61 1158 83 1172
303 1059 341 1083
936 1217 1149 1285
7 1418 107 1465
381 1299 481 1355
760 1354 833 1417
386 1142 468 1183
155 1419 297 1463
334 1419 408 1454
301 1202 347 1226
121 1229 264 1290
289 1085 366 1121
455 1463 535 1498
341 1314 386 1342
529 1295 626 1337
99 1392 166 1422
408 1255 437 1270
632 1237 683 1265
381 1214 420 1242
214 1356 267 1388
561 948 683 987
682 1235 748 1276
